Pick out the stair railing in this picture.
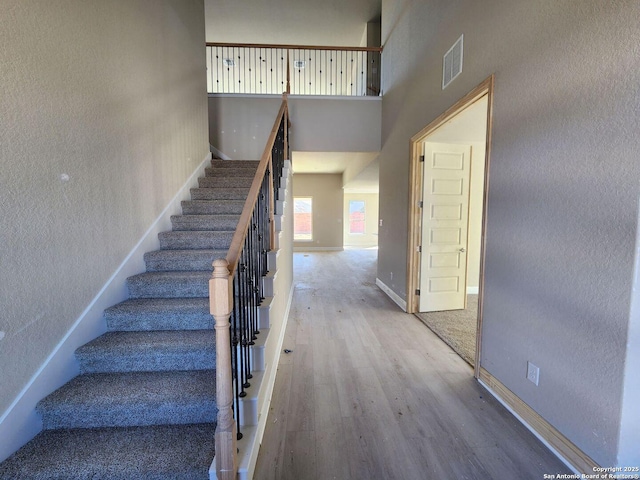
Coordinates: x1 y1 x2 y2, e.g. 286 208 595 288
206 42 382 96
209 94 289 480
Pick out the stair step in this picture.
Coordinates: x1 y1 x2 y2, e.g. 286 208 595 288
37 370 216 429
0 423 216 480
127 271 211 299
211 159 260 168
159 230 234 250
198 176 254 188
181 200 246 215
144 249 226 271
171 214 240 231
204 166 257 177
190 187 250 200
76 330 216 374
105 298 212 331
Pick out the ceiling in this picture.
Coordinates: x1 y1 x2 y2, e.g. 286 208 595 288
204 0 381 46
292 151 379 193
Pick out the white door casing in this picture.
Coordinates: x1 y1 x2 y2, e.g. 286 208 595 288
419 142 472 312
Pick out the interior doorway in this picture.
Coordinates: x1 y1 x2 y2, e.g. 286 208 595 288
406 76 494 377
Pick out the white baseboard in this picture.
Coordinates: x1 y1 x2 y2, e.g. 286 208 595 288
478 367 595 474
241 282 294 480
0 153 211 463
209 144 231 160
375 278 408 312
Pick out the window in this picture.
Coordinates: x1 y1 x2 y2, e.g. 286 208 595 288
294 197 313 240
349 200 365 234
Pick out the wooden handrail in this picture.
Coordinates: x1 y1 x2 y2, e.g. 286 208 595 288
207 41 383 53
225 94 288 276
211 93 288 480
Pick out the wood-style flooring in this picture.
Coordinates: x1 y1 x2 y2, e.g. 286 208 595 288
253 249 569 480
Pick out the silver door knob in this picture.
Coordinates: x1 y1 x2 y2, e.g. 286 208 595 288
459 248 466 252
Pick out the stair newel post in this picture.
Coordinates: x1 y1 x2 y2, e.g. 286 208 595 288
210 259 237 480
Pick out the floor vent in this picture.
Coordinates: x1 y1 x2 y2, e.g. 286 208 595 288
442 34 463 89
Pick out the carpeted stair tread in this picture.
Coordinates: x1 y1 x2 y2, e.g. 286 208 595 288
76 330 216 374
37 370 216 429
159 230 234 250
190 187 250 200
171 214 241 231
0 423 215 480
204 166 258 177
105 298 212 331
127 271 211 299
198 176 254 188
211 159 259 168
0 157 267 476
181 199 246 215
144 249 226 271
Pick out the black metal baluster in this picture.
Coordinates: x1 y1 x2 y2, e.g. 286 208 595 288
230 276 243 440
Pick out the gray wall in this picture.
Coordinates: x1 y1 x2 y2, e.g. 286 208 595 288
379 0 640 467
0 0 208 416
293 174 344 250
208 96 381 159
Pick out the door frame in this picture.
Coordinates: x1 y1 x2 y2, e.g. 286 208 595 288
406 75 494 379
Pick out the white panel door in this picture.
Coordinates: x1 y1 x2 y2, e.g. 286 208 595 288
419 142 472 312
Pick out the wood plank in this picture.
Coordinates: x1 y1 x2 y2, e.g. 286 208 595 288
253 250 572 479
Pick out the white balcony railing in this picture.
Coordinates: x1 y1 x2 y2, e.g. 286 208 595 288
207 43 382 96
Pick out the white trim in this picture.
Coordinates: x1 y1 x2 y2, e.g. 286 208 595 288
375 278 408 312
294 246 344 252
0 153 212 463
209 144 231 160
240 283 294 480
478 378 580 475
467 286 479 295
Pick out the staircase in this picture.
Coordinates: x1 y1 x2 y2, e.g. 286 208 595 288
0 160 260 480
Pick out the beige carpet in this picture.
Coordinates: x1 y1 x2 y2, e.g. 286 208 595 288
414 295 478 366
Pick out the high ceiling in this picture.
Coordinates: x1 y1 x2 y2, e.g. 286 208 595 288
204 0 381 46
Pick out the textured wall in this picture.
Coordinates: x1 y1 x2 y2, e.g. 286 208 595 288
379 0 640 466
292 174 344 250
204 0 380 46
208 96 381 159
0 0 208 416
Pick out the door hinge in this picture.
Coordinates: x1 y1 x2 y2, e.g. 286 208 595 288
416 245 422 253
419 155 425 162
418 200 423 208
415 289 420 295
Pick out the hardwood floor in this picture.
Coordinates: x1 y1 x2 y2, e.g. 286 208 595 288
253 249 569 480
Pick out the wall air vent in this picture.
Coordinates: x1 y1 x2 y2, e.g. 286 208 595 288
442 34 463 89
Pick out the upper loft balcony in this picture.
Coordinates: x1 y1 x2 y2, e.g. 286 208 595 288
207 43 382 97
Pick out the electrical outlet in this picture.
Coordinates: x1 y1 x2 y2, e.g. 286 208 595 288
379 219 383 227
390 272 393 280
527 361 540 386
